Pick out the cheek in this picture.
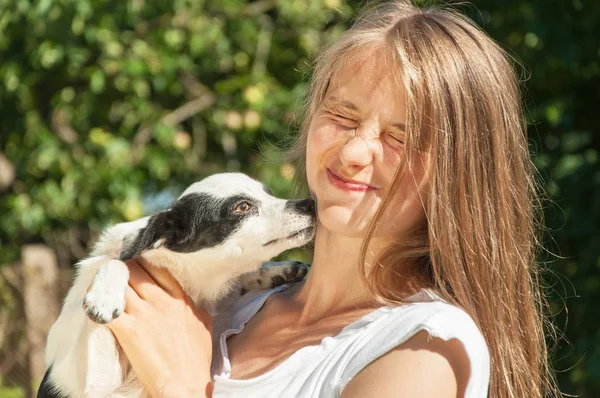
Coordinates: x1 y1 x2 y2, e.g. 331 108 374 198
381 147 402 181
308 120 344 148
383 162 429 234
306 122 343 168
305 133 318 181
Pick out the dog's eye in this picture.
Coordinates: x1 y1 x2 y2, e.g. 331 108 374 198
234 202 252 214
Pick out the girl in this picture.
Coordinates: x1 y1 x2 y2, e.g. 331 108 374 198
108 1 559 397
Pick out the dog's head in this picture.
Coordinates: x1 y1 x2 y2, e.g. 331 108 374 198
120 173 316 263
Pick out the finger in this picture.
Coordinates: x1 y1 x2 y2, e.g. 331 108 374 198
125 259 168 300
107 308 135 341
135 255 185 298
123 285 144 314
108 287 145 340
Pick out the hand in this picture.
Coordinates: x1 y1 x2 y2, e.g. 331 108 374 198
107 257 214 398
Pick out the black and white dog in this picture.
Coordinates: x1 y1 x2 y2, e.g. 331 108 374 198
38 173 316 398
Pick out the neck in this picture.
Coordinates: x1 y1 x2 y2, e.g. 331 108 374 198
289 226 386 325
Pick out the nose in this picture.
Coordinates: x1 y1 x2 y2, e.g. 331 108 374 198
339 135 375 169
285 198 316 216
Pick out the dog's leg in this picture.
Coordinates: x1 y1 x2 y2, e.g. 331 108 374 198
40 218 152 397
43 255 126 397
90 217 150 258
237 260 309 295
83 259 130 324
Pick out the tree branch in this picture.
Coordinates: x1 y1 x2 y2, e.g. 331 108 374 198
132 91 216 158
0 152 15 192
252 15 274 78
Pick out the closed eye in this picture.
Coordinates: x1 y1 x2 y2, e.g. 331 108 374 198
331 113 354 120
328 112 358 127
385 132 405 147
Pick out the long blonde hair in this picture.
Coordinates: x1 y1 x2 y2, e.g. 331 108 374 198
287 1 559 397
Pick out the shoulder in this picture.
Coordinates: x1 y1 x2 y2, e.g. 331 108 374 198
341 330 470 398
338 297 490 397
386 294 490 368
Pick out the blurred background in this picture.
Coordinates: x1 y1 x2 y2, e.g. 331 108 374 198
0 0 598 396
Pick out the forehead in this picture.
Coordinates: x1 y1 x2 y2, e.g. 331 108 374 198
179 173 268 200
325 46 406 121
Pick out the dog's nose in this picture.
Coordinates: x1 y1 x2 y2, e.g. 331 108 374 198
286 198 315 216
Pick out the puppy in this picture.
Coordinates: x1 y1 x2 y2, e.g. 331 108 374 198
38 173 316 398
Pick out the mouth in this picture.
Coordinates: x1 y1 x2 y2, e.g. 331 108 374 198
263 226 316 247
327 168 375 192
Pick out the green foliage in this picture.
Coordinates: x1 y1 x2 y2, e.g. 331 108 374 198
0 0 598 396
0 0 352 265
0 379 24 398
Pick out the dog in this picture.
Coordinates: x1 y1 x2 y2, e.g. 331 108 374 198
38 172 316 398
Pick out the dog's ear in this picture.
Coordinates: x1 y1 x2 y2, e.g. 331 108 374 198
119 195 202 261
119 210 174 261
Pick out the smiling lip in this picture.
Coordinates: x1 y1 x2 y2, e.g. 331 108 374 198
326 168 374 192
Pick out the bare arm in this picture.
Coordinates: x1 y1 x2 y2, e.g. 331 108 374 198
340 331 471 398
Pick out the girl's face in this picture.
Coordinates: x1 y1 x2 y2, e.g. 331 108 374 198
306 51 428 240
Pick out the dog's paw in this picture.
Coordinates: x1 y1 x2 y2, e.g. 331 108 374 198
83 285 126 324
239 260 309 294
279 260 309 284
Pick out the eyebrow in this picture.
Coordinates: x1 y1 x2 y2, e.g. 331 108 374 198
324 96 406 132
325 96 359 112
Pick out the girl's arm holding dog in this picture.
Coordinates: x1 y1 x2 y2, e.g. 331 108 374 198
108 258 213 398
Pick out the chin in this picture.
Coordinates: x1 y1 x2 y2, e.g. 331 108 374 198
316 204 371 238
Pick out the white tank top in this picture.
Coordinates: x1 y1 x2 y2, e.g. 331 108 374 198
212 285 490 397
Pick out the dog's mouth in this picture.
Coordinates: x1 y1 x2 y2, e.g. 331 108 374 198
263 226 315 247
